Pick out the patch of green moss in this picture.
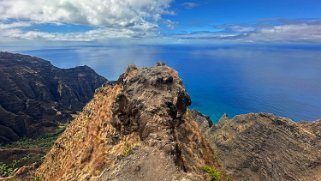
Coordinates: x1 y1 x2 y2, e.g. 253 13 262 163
202 165 221 181
122 143 140 157
35 176 42 181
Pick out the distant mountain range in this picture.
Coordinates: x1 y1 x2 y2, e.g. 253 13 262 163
0 52 107 143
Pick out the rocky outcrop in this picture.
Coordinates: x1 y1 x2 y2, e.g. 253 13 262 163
0 52 107 143
192 110 321 181
35 65 228 181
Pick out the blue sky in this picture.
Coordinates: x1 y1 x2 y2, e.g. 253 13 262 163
167 0 321 29
0 0 321 45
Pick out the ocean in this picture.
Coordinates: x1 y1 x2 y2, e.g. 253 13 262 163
7 45 321 122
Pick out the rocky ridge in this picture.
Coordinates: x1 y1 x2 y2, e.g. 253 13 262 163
4 54 319 181
192 110 321 181
34 64 228 181
0 52 107 143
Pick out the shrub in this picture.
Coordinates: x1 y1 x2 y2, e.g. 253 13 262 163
122 143 139 157
0 155 34 177
1 124 66 149
0 125 67 178
202 165 221 181
0 162 15 177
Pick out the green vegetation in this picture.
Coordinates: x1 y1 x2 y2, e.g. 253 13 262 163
202 165 221 181
1 125 66 149
0 155 32 177
0 125 67 177
0 162 15 177
35 176 42 181
122 143 140 157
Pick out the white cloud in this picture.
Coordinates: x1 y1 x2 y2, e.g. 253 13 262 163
174 32 240 39
248 23 321 42
181 2 199 9
0 0 321 44
0 0 172 28
0 21 32 30
0 0 173 42
173 22 321 43
0 26 159 41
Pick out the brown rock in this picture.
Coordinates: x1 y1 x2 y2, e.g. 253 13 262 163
36 65 227 181
193 110 321 181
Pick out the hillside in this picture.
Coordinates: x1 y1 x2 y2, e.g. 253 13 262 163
0 52 107 143
31 64 228 181
192 110 321 181
4 59 320 181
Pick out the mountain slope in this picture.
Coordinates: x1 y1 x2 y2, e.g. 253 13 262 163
0 52 107 143
192 110 321 181
35 64 228 181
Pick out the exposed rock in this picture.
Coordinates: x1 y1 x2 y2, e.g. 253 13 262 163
192 110 321 181
36 65 228 181
0 52 107 143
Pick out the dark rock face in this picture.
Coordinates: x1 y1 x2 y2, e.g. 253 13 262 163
0 52 107 143
112 65 192 141
192 110 321 181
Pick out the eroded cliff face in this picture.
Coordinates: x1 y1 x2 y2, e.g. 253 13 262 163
35 65 226 181
0 52 107 143
192 110 321 181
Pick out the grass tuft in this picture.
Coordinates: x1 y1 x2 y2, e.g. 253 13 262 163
202 165 221 181
122 143 140 157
